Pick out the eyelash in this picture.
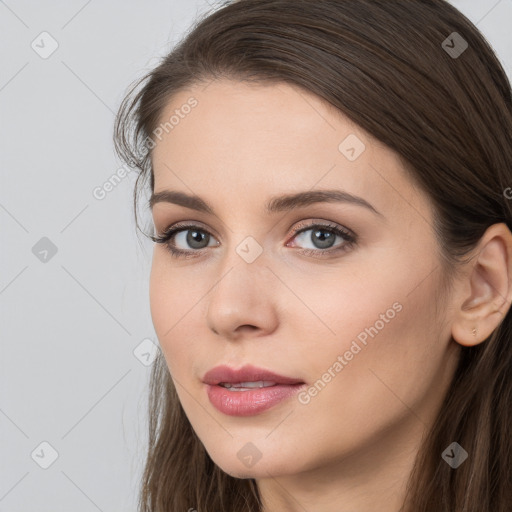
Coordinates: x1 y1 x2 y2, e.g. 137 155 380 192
150 220 357 259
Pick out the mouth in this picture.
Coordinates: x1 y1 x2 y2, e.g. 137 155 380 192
202 365 306 416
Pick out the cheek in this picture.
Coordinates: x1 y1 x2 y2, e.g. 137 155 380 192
297 262 447 434
149 249 195 327
149 252 184 366
294 242 444 387
149 252 168 337
149 250 209 374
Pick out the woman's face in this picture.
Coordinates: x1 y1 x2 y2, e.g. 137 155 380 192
149 79 460 481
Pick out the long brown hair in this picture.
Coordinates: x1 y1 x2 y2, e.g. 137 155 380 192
113 1 512 510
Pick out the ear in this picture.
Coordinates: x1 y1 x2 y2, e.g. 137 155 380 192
451 222 512 347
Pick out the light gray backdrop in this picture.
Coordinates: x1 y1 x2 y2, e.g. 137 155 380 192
1 1 511 511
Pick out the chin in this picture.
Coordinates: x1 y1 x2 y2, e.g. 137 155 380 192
209 450 298 480
222 468 259 480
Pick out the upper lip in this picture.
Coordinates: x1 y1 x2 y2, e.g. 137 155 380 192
202 364 305 385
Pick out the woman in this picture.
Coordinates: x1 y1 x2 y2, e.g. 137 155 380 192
114 1 512 510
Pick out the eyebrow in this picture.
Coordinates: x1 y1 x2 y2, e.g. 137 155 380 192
149 189 383 217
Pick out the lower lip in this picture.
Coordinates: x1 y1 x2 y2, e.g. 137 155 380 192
205 383 306 416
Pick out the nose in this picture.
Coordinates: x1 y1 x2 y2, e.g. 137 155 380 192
206 255 279 341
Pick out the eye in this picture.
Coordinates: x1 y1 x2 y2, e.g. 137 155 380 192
151 220 357 259
151 223 219 258
285 220 356 257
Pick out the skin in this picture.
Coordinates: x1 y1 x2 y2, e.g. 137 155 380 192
149 79 512 512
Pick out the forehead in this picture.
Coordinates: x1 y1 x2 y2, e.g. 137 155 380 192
153 79 362 156
150 79 431 222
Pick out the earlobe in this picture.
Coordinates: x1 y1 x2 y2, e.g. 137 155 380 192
451 223 512 347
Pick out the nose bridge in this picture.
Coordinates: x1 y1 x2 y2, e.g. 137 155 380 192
206 237 278 337
216 222 269 278
210 236 268 308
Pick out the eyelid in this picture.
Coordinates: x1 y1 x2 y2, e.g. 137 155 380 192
153 218 354 240
287 218 356 242
152 220 218 241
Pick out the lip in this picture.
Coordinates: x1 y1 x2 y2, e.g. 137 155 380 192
202 364 306 417
202 364 304 386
